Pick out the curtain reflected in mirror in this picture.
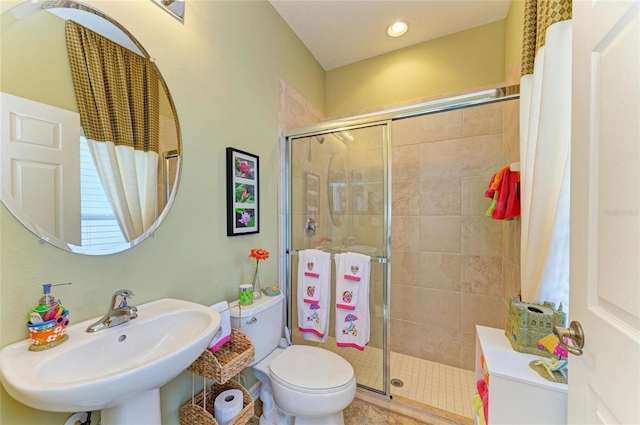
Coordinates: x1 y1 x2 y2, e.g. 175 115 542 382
66 20 159 243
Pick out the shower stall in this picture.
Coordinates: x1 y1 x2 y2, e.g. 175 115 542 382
283 86 520 419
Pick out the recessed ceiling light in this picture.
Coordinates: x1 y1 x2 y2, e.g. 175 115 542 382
387 21 409 38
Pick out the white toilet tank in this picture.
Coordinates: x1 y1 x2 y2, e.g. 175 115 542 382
229 293 284 365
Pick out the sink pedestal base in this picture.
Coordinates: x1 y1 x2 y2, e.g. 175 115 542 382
101 389 161 425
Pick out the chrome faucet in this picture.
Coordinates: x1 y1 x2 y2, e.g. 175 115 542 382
86 289 138 333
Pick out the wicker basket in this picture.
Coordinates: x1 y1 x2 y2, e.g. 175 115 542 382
179 379 254 425
188 329 255 384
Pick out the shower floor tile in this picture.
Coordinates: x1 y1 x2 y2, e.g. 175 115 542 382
322 337 475 420
390 352 475 419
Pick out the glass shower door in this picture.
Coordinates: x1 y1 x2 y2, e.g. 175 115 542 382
286 122 390 394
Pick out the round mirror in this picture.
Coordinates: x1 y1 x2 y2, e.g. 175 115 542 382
327 152 347 226
0 1 181 255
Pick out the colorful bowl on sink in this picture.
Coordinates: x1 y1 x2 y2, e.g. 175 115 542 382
27 310 69 348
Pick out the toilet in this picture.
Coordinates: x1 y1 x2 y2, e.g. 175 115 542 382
230 293 356 425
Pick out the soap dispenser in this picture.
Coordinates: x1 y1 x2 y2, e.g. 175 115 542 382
27 282 71 351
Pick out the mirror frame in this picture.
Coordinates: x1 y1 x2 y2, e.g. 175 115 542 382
0 0 182 255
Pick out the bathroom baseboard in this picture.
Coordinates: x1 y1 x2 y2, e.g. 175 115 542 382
249 382 261 402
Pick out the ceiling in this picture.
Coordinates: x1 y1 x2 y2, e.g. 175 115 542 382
269 1 512 71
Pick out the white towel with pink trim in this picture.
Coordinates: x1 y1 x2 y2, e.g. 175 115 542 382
335 252 370 351
300 249 328 304
297 249 331 342
335 252 370 310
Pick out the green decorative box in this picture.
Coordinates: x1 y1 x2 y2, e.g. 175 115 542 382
505 297 566 358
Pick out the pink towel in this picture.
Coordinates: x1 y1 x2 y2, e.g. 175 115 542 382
477 380 489 423
492 166 511 219
504 171 521 219
493 168 521 220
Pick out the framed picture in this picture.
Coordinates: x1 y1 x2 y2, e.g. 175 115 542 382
227 148 259 236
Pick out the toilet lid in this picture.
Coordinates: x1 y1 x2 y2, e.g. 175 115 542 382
269 345 354 390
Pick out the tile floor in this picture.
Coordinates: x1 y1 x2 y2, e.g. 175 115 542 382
322 337 476 420
344 397 443 425
250 395 466 425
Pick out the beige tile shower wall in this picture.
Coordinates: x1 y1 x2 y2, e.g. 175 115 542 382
390 101 519 371
501 99 521 326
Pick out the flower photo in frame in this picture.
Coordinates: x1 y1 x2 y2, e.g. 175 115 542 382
227 148 259 236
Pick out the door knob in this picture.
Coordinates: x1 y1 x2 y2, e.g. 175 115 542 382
553 320 585 356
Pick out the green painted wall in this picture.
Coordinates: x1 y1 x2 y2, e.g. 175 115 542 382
325 19 506 117
505 0 525 77
0 1 323 423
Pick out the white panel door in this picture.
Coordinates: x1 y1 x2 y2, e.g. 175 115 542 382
0 92 81 245
570 1 640 423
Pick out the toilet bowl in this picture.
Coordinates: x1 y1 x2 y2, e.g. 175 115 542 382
255 346 356 424
229 294 356 425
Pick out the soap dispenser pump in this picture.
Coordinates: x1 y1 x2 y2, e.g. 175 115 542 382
40 282 71 302
40 283 58 305
30 282 71 323
33 282 71 316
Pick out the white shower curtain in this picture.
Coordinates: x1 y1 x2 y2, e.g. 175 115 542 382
520 20 572 310
87 141 159 241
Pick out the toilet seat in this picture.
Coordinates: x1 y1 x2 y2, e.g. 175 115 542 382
269 345 354 393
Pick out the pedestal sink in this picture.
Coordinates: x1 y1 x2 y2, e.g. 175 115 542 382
0 298 221 424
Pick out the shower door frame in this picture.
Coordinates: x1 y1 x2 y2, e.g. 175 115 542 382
282 85 520 399
284 120 393 396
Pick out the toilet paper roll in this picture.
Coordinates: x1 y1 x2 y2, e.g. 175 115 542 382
214 389 243 425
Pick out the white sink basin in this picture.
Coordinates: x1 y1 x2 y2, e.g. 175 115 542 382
0 298 220 424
